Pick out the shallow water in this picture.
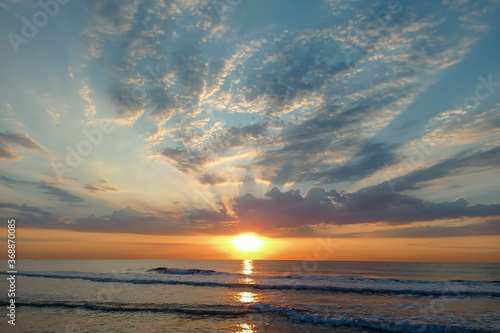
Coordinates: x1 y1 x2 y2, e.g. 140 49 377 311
1 260 499 332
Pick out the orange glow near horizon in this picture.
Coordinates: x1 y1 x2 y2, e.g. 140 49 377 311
3 228 500 262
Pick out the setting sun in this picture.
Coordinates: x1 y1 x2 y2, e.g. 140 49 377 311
232 234 265 252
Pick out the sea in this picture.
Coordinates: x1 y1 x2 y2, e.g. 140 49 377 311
1 260 499 332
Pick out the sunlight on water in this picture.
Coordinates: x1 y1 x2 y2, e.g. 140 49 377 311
237 323 256 333
7 260 500 332
242 259 253 275
237 291 258 304
235 260 259 305
243 277 254 284
240 260 255 284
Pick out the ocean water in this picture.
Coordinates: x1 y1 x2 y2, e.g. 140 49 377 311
1 260 500 332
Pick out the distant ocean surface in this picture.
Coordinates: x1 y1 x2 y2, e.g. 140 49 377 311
1 260 499 332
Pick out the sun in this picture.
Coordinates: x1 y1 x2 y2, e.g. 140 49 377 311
232 234 264 252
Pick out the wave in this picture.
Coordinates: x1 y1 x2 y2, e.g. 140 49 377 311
4 271 500 298
148 267 222 275
251 303 493 333
272 274 499 285
0 300 492 332
0 301 251 316
147 267 500 285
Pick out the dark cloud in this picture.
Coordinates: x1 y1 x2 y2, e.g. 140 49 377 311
349 220 500 238
226 123 268 145
253 89 409 185
307 142 397 183
73 205 236 235
1 175 84 204
241 33 349 106
233 187 339 230
234 0 484 187
0 202 61 228
0 201 234 235
183 204 235 224
0 203 174 235
161 147 189 158
0 175 33 186
386 146 500 192
84 179 120 192
81 0 219 125
199 173 227 185
75 0 494 195
0 202 53 216
232 186 500 231
0 132 45 160
38 205 181 234
38 184 84 203
157 122 269 182
157 147 208 174
279 105 350 142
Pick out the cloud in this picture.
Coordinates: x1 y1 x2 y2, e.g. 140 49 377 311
0 202 53 216
0 175 33 186
38 184 84 203
79 0 221 127
84 179 120 192
157 122 268 182
232 186 500 231
1 175 84 204
348 219 500 238
0 132 45 160
199 173 227 185
157 147 208 174
305 142 397 183
76 0 491 191
386 145 500 192
79 83 97 119
0 202 62 228
0 203 170 234
184 205 235 224
0 201 235 235
71 206 231 235
239 31 349 107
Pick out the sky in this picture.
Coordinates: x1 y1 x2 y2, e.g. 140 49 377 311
0 0 499 261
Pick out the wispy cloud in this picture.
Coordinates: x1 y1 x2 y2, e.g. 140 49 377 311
1 175 84 204
0 132 45 160
84 178 120 193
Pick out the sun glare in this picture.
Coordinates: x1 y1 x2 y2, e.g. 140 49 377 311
232 234 264 252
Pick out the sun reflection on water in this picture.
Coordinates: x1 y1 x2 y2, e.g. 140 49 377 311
243 277 254 284
242 259 253 275
240 260 255 284
235 260 259 304
237 323 256 333
237 291 257 304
